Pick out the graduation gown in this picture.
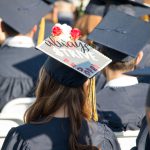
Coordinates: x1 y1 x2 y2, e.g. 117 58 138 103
0 45 47 110
131 117 150 150
96 83 150 131
2 117 121 150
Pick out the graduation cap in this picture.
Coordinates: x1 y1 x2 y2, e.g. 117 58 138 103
86 0 150 17
129 0 150 6
0 0 51 34
88 9 150 61
36 23 111 87
126 0 150 17
44 0 55 4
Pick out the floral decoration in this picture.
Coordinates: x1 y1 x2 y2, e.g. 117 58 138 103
51 23 81 41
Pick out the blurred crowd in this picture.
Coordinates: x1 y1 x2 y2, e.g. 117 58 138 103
1 0 150 150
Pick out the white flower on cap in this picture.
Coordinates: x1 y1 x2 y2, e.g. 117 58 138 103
52 23 81 42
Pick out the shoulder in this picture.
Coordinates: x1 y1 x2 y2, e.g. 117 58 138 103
81 119 121 150
2 123 44 150
97 83 150 96
2 127 30 150
7 124 36 140
13 123 43 139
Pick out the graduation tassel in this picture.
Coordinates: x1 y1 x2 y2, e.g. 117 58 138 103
88 77 98 121
37 17 45 45
142 15 150 22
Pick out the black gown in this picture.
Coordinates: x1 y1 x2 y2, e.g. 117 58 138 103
0 45 47 110
131 117 150 150
2 117 121 150
96 83 150 131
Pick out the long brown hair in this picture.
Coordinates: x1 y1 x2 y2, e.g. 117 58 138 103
24 67 98 150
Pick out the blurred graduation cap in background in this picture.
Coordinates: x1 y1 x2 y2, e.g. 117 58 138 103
88 9 150 62
127 0 150 17
87 0 150 18
0 0 52 34
44 0 55 4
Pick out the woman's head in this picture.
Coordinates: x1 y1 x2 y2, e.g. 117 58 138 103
25 66 90 123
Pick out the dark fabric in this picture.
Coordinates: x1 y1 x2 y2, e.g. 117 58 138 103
0 45 47 110
86 0 150 17
44 57 88 88
85 0 105 16
96 72 106 92
0 0 50 34
96 83 150 131
131 117 150 150
88 10 150 60
58 17 74 27
2 118 121 150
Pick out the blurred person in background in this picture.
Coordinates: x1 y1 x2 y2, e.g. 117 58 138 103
0 0 51 110
81 0 150 91
75 0 103 40
88 10 150 132
75 0 150 40
53 0 76 26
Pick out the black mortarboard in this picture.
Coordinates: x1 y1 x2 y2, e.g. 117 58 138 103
36 24 111 87
86 0 150 17
0 0 51 34
44 0 55 4
88 9 150 61
127 0 150 17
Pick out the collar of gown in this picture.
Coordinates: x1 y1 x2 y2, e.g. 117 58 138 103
104 75 138 88
2 36 35 48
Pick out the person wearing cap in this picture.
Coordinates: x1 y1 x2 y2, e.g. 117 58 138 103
88 10 150 132
101 0 150 75
0 0 51 110
53 0 76 26
1 24 121 150
75 0 150 40
125 67 150 150
75 0 150 92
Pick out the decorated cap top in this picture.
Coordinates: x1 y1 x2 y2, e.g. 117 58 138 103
36 23 111 87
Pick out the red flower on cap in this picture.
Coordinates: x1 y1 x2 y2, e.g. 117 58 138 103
52 26 62 36
70 28 81 40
